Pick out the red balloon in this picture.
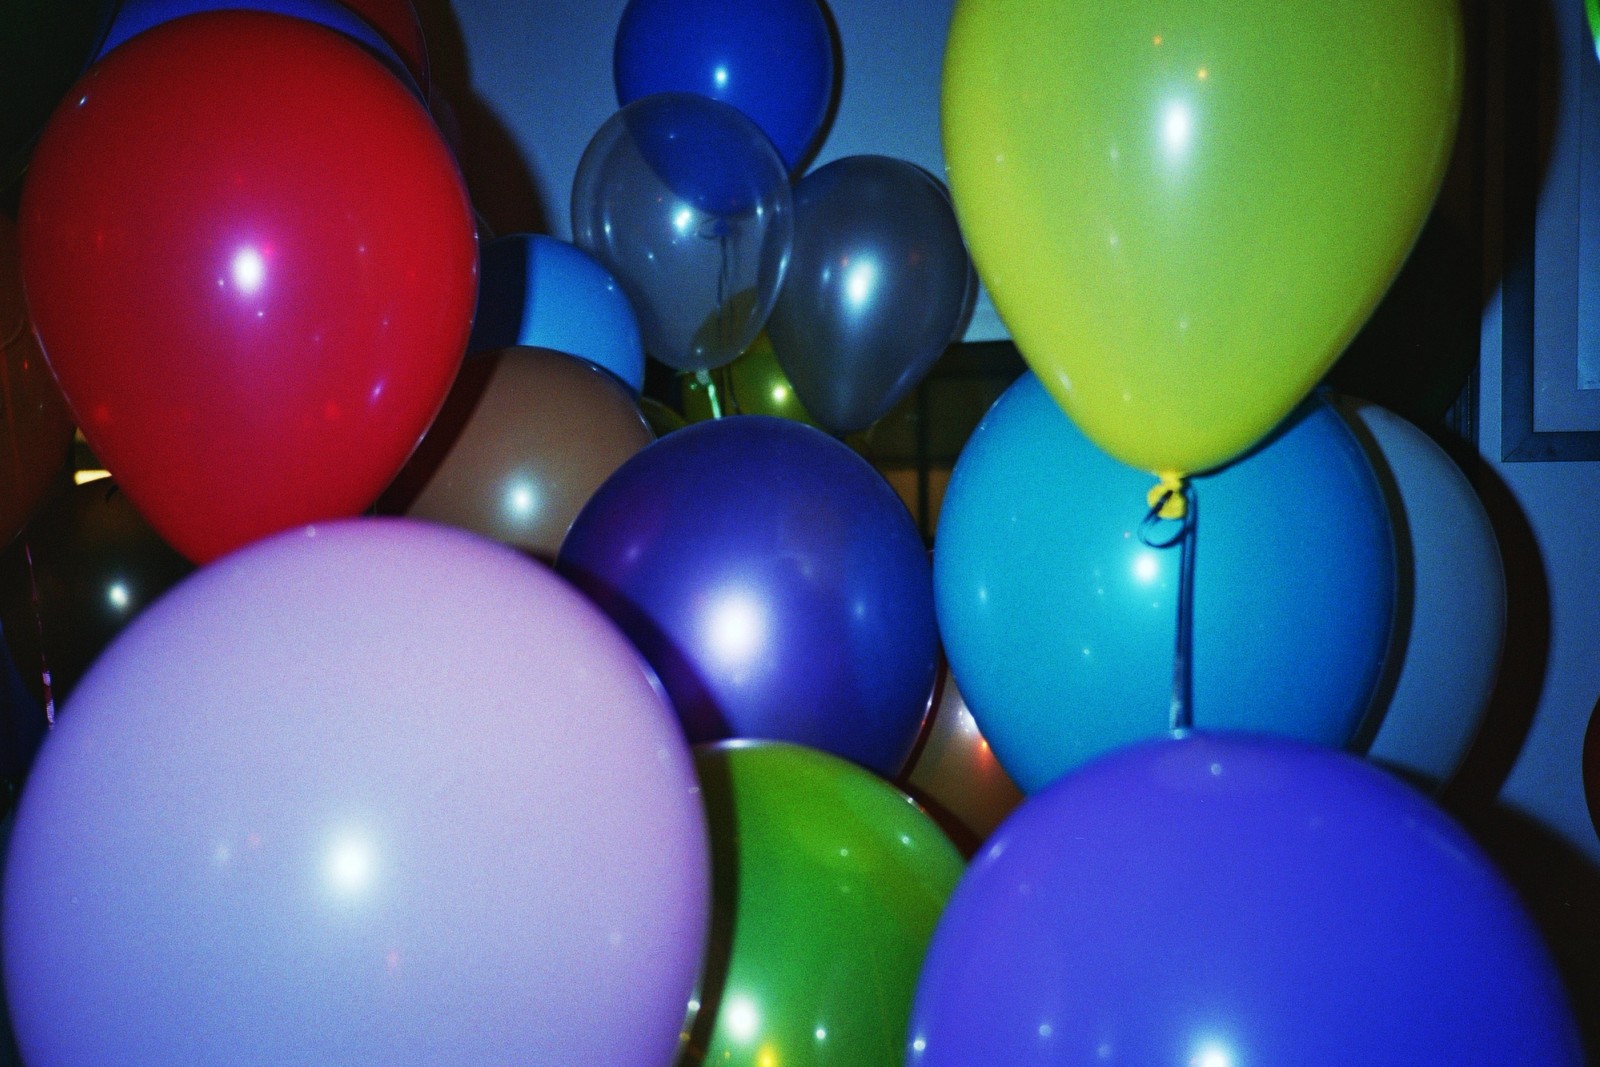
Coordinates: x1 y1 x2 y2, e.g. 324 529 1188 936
19 12 476 563
335 0 428 92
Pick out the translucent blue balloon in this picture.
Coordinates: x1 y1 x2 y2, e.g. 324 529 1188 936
908 732 1584 1065
96 0 417 93
557 416 937 776
613 0 833 171
572 94 791 372
934 376 1394 793
467 234 645 391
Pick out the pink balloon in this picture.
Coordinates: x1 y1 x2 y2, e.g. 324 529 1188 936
3 519 708 1066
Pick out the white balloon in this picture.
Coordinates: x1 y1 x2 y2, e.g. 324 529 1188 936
1334 395 1506 789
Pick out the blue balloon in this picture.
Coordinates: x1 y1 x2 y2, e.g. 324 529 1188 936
908 732 1584 1065
935 376 1394 793
613 0 834 171
572 94 792 371
558 416 937 776
97 0 417 93
467 234 646 391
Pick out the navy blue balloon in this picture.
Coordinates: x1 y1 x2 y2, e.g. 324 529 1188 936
557 416 937 776
935 376 1395 793
908 732 1584 1065
614 0 834 171
97 0 416 92
467 234 645 391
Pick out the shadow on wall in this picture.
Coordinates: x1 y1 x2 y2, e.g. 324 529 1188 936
1444 461 1551 806
1447 799 1600 1064
412 0 548 237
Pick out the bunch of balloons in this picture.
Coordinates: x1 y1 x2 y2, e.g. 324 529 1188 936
0 1 1582 1066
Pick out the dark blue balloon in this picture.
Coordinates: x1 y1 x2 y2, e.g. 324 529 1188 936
935 376 1395 792
97 0 416 93
613 0 834 171
557 416 937 776
908 732 1584 1065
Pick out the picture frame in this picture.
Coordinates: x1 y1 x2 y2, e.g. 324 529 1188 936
1500 0 1600 460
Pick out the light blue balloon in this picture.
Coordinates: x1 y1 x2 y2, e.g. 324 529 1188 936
468 234 646 392
934 375 1395 793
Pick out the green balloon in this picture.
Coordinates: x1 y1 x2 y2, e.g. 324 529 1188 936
685 741 964 1066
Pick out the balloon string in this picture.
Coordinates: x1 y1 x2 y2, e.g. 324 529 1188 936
695 369 724 419
1139 479 1196 733
716 229 733 352
0 331 56 727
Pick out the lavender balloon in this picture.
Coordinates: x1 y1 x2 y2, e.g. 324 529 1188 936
558 416 938 776
3 520 709 1067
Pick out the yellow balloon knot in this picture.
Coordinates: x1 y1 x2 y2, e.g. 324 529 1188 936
1146 472 1189 520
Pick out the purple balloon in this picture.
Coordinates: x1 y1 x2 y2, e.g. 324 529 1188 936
908 732 1583 1065
3 519 709 1066
557 416 937 776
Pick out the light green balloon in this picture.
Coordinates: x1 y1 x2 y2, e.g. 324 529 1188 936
684 742 965 1066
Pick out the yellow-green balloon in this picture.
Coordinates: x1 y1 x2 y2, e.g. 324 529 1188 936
684 741 964 1066
681 332 822 426
942 0 1463 476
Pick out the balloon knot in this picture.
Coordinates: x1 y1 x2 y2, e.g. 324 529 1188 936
1146 472 1188 520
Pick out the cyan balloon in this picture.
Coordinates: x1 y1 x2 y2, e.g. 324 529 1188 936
1333 395 1505 790
468 234 646 391
613 0 834 171
934 375 1394 793
908 733 1584 1065
572 94 792 372
766 155 972 435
